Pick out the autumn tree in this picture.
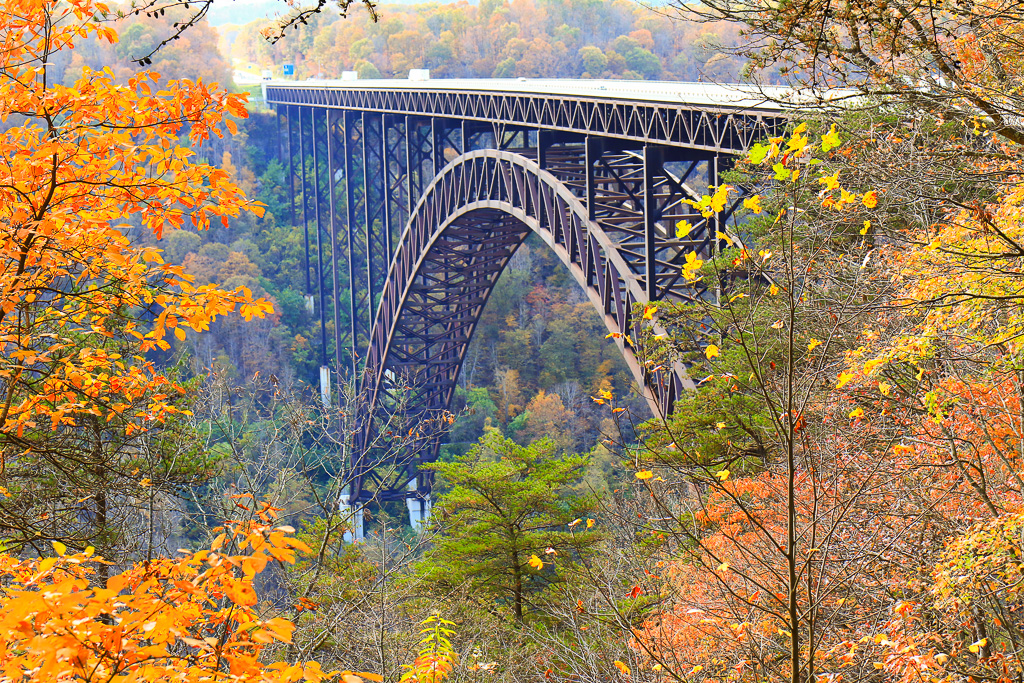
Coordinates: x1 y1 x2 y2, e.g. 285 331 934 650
549 123 934 683
416 433 601 623
0 0 273 555
0 496 414 682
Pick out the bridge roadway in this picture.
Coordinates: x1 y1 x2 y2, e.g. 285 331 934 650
262 77 793 530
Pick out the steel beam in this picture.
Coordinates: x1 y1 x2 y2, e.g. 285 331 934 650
313 108 329 369
299 107 313 304
328 110 344 388
265 84 785 154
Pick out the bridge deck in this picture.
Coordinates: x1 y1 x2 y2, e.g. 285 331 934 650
262 78 809 111
261 78 813 153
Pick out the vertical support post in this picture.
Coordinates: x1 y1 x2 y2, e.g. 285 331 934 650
340 489 365 543
328 110 344 388
299 107 314 315
381 113 392 260
585 135 600 222
712 155 722 306
344 111 358 379
643 144 662 302
405 115 414 219
286 105 297 230
406 479 431 532
313 109 329 372
275 104 282 165
537 128 551 170
363 111 376 343
431 117 442 179
711 156 721 257
319 365 331 408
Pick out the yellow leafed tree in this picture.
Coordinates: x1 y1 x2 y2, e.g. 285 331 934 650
0 0 273 446
0 501 337 681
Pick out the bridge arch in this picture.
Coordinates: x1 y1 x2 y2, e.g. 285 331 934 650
358 150 694 494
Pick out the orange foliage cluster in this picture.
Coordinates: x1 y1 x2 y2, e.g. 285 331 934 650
0 502 331 681
0 0 273 443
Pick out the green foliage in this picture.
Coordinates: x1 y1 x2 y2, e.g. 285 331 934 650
416 433 602 622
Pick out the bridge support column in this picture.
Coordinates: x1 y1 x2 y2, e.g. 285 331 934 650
319 365 331 408
406 479 431 532
340 490 365 543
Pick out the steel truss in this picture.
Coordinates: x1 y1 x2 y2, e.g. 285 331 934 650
267 85 785 154
275 90 767 506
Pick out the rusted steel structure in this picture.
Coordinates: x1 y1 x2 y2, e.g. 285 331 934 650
264 78 789 513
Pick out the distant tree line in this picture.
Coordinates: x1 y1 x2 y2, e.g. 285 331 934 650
225 0 761 83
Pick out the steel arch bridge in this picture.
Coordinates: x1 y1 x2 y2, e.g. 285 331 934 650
264 78 789 518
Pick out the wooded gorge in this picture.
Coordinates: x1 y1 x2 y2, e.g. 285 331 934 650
2 0 1024 681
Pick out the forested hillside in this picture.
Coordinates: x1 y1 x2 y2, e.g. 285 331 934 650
227 0 755 82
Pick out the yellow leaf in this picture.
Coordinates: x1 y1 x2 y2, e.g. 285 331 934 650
716 470 730 481
849 407 864 419
613 661 631 675
862 191 879 208
860 220 871 235
821 124 842 152
586 519 595 529
174 326 186 342
675 219 692 237
717 561 730 571
52 540 67 556
863 357 886 376
818 170 841 190
969 638 987 654
642 306 657 321
836 372 855 389
770 284 780 296
808 338 822 352
878 382 891 396
710 185 733 212
528 555 544 570
635 470 654 480
705 344 720 359
743 195 762 214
